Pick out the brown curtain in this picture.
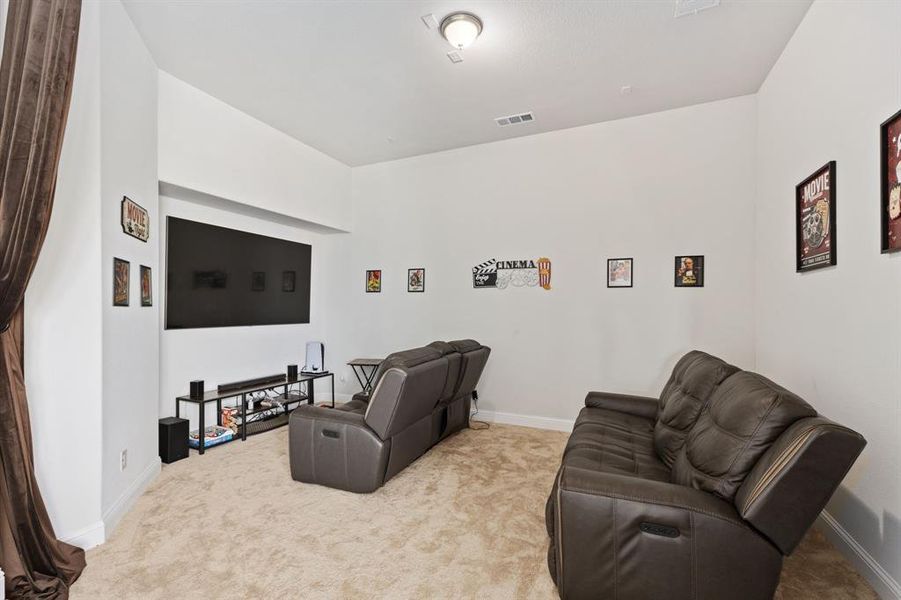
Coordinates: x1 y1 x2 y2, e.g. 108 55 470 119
0 0 83 598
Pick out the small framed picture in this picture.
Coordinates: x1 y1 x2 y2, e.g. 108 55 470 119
607 258 633 288
881 108 901 253
675 255 704 287
796 161 837 271
407 268 425 292
366 269 381 293
113 257 130 306
282 270 296 292
140 265 152 307
251 271 266 291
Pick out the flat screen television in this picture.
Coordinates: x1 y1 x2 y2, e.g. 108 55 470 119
165 216 311 329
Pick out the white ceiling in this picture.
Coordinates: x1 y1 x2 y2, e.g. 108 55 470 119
122 0 812 167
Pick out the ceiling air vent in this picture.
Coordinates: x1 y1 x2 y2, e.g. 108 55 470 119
674 0 720 18
495 112 534 127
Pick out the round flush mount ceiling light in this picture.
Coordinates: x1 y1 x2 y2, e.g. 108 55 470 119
440 12 483 50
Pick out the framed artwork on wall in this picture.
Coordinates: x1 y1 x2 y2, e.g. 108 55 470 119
407 268 425 292
674 255 704 287
795 161 837 272
140 265 152 307
881 108 901 253
251 271 266 291
113 257 130 306
607 258 633 288
366 269 381 293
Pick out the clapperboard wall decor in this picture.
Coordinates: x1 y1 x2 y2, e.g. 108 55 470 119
472 257 551 290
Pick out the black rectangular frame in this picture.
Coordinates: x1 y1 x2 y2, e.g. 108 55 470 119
795 161 837 272
606 257 633 288
880 108 901 253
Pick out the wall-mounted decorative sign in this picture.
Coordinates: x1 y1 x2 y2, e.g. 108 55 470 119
607 258 633 288
795 161 836 272
472 257 551 290
366 270 382 293
140 265 152 307
121 196 149 242
881 108 901 253
408 268 425 292
674 255 704 287
113 257 130 306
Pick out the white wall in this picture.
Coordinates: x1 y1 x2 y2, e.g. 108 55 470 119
755 1 901 595
25 0 104 547
157 72 352 232
344 96 759 424
98 0 160 530
158 192 344 427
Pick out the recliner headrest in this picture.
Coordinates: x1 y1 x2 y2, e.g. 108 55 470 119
449 339 481 353
427 341 456 356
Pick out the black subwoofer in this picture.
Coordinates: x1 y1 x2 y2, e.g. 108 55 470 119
159 417 189 464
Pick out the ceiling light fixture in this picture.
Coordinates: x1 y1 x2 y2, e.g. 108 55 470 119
440 12 482 50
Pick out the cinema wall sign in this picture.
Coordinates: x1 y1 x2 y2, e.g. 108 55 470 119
121 196 149 242
472 257 552 290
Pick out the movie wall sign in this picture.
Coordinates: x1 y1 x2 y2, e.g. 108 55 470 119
881 108 901 253
795 161 837 272
473 257 551 290
121 196 149 242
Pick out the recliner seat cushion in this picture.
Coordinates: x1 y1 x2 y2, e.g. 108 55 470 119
653 351 739 468
671 371 816 502
564 407 670 482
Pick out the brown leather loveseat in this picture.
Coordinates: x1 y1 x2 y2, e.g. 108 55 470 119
545 350 865 599
289 340 490 493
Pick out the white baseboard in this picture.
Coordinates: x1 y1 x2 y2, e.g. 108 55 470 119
102 457 161 539
475 409 575 432
817 511 901 600
60 520 105 550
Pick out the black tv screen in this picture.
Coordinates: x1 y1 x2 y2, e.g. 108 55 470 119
165 217 311 329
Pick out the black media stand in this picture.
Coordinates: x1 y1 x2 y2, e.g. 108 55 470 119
175 372 334 454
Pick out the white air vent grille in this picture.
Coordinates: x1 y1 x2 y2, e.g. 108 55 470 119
674 0 720 18
447 50 463 64
495 112 534 127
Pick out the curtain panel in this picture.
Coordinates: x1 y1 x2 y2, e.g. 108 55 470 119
0 0 84 598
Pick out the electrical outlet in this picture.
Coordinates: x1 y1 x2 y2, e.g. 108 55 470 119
120 449 127 471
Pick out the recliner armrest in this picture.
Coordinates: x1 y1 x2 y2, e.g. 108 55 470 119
584 391 659 420
550 466 782 600
288 405 390 493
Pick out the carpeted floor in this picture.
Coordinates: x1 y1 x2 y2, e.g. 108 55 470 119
70 423 876 599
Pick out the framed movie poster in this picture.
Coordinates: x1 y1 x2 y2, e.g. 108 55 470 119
407 268 425 292
140 265 152 307
366 269 381 293
607 258 633 288
881 108 901 253
674 255 704 287
113 258 130 306
796 161 837 272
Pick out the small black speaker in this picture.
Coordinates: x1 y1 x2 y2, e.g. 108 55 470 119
287 364 298 380
159 417 189 464
190 380 204 398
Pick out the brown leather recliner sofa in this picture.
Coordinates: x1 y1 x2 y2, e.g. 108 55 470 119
288 340 490 493
546 350 865 600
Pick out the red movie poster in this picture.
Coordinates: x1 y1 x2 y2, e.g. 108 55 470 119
882 110 901 252
796 162 836 272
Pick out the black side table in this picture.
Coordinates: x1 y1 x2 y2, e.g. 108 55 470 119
347 358 382 394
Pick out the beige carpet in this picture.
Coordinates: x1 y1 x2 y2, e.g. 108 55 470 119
70 423 876 599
